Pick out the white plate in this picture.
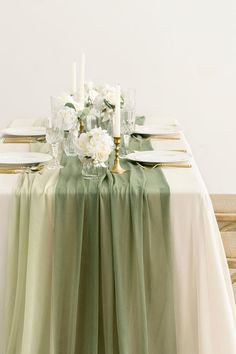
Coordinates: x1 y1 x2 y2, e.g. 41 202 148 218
0 152 52 167
1 127 46 137
126 150 190 165
134 125 180 136
147 117 180 126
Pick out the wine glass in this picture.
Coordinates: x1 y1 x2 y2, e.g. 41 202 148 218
122 88 136 111
120 89 136 155
121 110 135 155
46 97 64 169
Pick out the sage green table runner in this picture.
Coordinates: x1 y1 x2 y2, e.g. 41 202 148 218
4 137 177 354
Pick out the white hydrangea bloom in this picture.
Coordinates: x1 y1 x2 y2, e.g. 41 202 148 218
77 127 114 163
93 95 105 111
57 107 77 130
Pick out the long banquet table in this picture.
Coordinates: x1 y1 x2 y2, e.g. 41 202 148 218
0 118 236 354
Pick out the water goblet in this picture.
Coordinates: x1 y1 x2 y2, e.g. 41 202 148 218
122 88 136 111
121 110 136 155
45 118 64 169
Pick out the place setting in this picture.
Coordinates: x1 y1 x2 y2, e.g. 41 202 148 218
1 126 46 144
0 151 52 174
125 150 192 169
132 124 182 140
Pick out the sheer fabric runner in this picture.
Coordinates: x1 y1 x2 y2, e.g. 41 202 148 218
4 135 177 354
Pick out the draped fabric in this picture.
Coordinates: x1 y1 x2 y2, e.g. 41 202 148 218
4 136 177 353
4 168 59 354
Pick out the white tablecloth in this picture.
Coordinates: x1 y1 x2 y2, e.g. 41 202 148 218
0 119 236 354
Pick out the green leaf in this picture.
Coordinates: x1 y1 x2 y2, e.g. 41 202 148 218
78 107 90 121
104 99 115 110
65 102 76 110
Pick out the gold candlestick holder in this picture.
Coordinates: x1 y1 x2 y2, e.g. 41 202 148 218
111 137 126 174
79 119 85 134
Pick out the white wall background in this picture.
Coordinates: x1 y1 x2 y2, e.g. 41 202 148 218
0 0 236 194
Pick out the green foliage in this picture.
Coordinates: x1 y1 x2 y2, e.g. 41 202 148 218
65 102 76 110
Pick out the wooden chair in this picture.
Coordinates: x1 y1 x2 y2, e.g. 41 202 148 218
215 212 236 284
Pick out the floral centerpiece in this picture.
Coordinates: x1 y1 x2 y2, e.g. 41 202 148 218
53 83 124 133
53 94 88 131
84 83 124 129
77 127 114 178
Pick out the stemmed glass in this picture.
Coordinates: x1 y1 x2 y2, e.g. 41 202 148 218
121 110 136 154
46 97 64 169
121 89 136 155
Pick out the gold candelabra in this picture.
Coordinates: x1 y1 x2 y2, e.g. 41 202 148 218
111 137 126 174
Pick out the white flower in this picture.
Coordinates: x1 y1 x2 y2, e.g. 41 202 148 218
89 89 99 102
55 94 84 113
84 82 100 106
55 94 74 109
57 107 77 130
99 84 115 95
85 81 94 91
104 91 116 106
72 101 84 112
93 95 105 111
77 127 114 163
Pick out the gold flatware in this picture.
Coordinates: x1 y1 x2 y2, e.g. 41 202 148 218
0 168 23 174
0 164 45 174
2 136 46 144
133 148 188 153
150 135 181 140
159 149 188 153
136 162 192 169
132 134 181 141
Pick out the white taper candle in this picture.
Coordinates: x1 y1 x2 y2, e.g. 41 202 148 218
79 53 85 108
48 116 52 128
72 61 77 97
113 85 121 137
